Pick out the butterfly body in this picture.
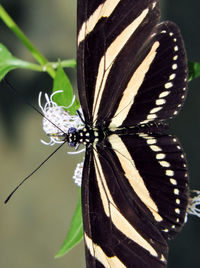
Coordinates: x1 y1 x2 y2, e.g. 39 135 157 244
66 120 168 148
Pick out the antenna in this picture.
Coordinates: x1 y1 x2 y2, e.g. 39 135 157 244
4 141 67 203
3 78 67 135
3 78 71 203
76 109 85 124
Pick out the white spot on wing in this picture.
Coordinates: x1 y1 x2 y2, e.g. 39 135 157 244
150 107 163 114
147 139 157 145
160 254 166 263
156 99 166 105
156 153 166 160
159 91 170 98
152 2 157 9
172 64 178 70
162 229 169 233
165 82 173 89
150 145 161 152
170 178 177 185
147 114 157 120
174 46 179 51
169 73 176 80
174 189 179 195
166 170 174 176
159 161 170 168
175 208 180 214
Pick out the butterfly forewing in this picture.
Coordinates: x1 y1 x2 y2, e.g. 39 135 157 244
77 0 160 125
115 21 188 128
108 22 187 128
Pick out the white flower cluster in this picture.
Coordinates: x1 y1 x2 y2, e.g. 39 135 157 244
38 90 84 146
72 161 84 187
187 190 200 218
38 90 84 187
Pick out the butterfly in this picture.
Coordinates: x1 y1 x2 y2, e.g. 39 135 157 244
73 0 189 267
2 0 186 267
72 0 189 267
1 0 190 266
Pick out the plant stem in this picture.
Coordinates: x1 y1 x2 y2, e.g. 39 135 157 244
13 59 44 72
0 4 56 78
13 59 76 72
49 59 76 69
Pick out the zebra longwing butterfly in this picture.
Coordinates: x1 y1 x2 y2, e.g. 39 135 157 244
74 0 189 267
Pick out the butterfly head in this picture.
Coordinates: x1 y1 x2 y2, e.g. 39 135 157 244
67 127 78 147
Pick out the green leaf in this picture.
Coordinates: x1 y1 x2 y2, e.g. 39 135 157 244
188 61 200 81
52 64 80 114
55 190 83 258
0 43 42 80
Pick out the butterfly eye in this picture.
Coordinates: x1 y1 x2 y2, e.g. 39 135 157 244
68 127 77 134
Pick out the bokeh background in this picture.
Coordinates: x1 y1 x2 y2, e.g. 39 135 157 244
0 0 200 267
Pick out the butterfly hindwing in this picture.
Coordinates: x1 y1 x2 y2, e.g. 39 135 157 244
82 141 167 268
82 132 189 267
108 133 189 237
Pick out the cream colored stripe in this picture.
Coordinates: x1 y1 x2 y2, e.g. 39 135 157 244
93 148 158 257
109 41 160 128
84 233 126 268
94 148 115 216
78 0 121 45
92 8 149 124
108 134 163 222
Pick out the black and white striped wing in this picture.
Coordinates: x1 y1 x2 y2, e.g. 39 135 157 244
77 0 187 128
77 0 189 267
82 133 188 267
77 0 160 126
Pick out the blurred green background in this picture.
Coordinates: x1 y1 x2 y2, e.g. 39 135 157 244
0 0 200 267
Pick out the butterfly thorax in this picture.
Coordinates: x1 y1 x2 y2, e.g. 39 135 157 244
67 126 105 147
